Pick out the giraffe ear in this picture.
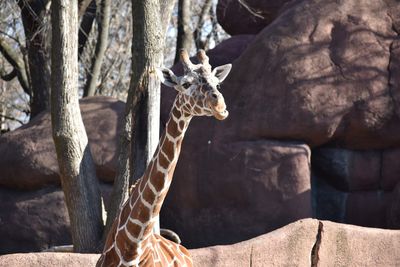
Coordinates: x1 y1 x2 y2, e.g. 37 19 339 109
212 64 232 83
156 67 178 87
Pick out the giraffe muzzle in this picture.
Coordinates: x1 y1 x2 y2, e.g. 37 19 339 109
208 92 228 120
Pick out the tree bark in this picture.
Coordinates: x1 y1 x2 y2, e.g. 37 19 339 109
83 0 110 97
17 0 51 118
103 0 175 240
194 0 213 50
51 0 103 252
174 0 193 64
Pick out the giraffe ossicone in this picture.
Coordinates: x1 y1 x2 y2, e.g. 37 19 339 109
97 49 232 267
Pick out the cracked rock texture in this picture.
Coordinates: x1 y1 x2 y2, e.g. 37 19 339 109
219 0 400 149
1 219 400 266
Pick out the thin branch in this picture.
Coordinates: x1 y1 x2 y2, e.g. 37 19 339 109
0 68 17 81
0 114 24 125
83 0 110 97
194 0 212 50
237 0 266 19
174 0 193 64
0 31 22 45
0 37 30 95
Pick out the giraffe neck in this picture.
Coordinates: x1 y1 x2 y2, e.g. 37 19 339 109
109 96 192 263
135 95 192 227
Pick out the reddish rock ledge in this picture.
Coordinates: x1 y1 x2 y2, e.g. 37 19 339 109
1 219 399 266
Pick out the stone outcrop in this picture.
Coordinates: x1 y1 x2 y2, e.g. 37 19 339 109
218 0 400 149
163 140 312 248
0 96 123 189
0 184 112 254
1 219 400 266
160 34 312 248
0 186 70 254
2 0 400 256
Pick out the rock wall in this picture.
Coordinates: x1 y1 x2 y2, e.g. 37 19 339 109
0 0 400 256
1 219 400 266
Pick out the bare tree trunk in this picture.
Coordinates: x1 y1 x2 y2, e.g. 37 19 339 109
102 76 138 243
131 0 177 236
174 0 192 64
51 0 103 252
103 0 175 241
194 0 213 50
83 0 111 97
17 0 51 118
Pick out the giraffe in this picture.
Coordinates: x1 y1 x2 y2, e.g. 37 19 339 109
97 49 232 267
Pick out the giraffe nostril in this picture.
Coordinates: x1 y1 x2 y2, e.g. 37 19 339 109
211 93 218 99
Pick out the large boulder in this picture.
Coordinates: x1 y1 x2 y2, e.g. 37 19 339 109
0 186 70 254
218 0 400 149
0 96 123 189
217 0 292 35
162 140 312 248
161 32 312 248
1 219 400 266
0 184 113 254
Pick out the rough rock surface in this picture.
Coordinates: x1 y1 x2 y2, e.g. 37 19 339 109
311 145 399 228
0 96 123 189
0 184 113 254
0 186 70 254
1 219 400 266
313 174 392 228
162 140 312 248
219 0 400 149
217 0 292 35
161 33 312 248
318 220 400 266
313 147 400 191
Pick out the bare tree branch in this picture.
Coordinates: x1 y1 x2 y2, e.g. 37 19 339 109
83 0 110 97
0 68 17 81
78 0 93 17
0 37 30 94
174 0 193 64
0 113 24 125
194 0 212 50
237 0 267 19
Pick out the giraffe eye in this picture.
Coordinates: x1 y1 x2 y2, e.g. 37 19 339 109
182 82 191 89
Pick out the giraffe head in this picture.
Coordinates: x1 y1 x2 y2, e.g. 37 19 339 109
157 49 232 120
